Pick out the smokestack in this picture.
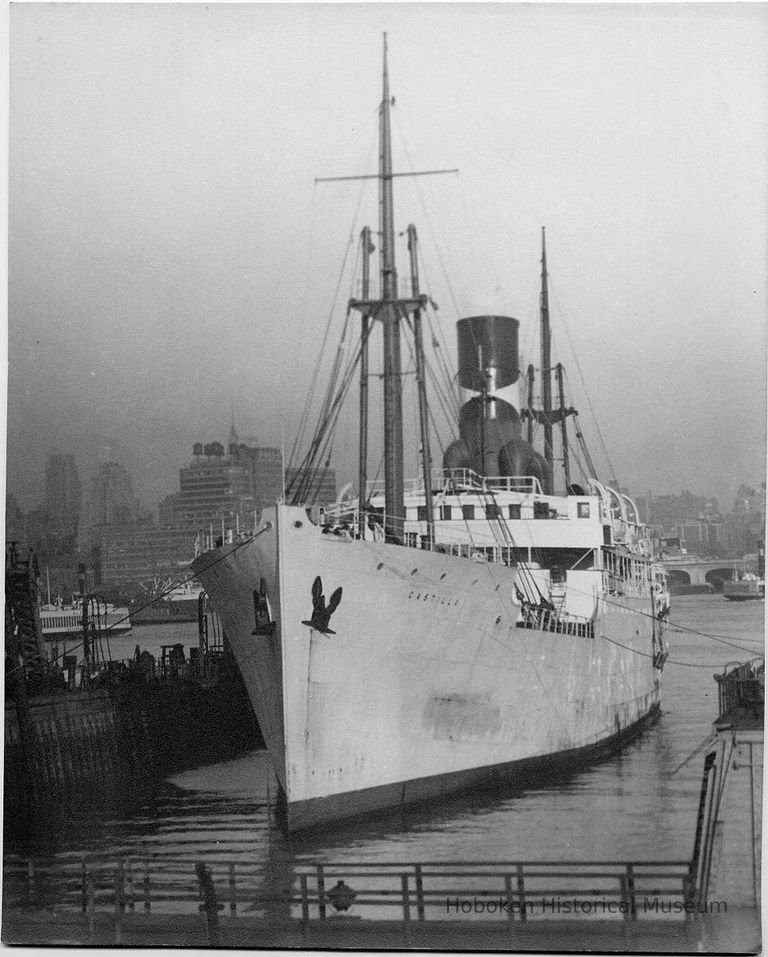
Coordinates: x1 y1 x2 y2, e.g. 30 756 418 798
457 315 520 394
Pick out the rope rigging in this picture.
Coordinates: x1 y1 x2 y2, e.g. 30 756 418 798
548 277 619 487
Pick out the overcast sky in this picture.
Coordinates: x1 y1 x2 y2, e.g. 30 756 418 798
7 2 767 516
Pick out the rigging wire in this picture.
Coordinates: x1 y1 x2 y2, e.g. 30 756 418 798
291 328 367 503
561 580 762 657
548 277 619 485
415 245 460 413
9 531 268 679
289 126 377 471
392 111 466 320
599 633 741 670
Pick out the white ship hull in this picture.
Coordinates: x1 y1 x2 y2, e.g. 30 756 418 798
40 606 132 639
194 503 661 831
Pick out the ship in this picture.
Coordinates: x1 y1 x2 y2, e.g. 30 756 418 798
722 540 764 601
40 598 131 640
130 579 205 625
193 36 670 831
722 573 765 602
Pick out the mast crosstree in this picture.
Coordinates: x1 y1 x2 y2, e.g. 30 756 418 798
316 34 456 543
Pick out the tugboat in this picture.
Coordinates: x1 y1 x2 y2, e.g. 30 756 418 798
193 36 670 831
722 573 765 602
723 541 765 601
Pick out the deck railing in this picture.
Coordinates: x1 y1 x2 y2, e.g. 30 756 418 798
714 659 764 724
364 469 544 497
4 855 694 936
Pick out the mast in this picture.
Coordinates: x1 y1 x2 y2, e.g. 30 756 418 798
333 36 454 542
358 227 373 538
407 224 434 545
540 227 553 494
556 362 571 488
526 364 535 445
379 34 405 542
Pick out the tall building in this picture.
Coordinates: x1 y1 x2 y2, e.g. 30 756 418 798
231 444 283 509
97 523 197 588
733 483 766 518
162 441 255 533
85 461 140 530
674 518 723 558
643 490 719 531
44 452 81 542
159 427 291 535
5 494 25 546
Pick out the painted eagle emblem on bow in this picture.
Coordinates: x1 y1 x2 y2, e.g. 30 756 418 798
302 575 343 634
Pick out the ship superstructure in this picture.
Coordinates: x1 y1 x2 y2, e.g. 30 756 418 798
193 37 669 831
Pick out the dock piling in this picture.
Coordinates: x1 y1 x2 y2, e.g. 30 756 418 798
228 861 237 916
516 863 527 921
400 874 411 945
316 864 326 919
414 863 425 920
195 861 221 946
86 871 95 938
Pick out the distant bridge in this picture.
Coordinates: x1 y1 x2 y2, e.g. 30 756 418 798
661 557 752 588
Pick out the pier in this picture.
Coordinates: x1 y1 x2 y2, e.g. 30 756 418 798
2 854 756 951
4 547 262 835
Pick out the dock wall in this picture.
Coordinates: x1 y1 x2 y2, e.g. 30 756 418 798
4 675 263 836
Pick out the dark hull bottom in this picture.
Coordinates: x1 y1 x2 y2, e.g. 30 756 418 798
723 595 764 602
286 702 661 832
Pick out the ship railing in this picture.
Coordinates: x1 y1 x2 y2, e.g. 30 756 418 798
3 855 695 942
364 470 544 498
515 602 595 639
714 658 764 726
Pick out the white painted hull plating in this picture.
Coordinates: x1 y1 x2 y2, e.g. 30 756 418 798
193 504 660 830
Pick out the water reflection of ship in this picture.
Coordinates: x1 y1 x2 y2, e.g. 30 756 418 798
130 579 206 624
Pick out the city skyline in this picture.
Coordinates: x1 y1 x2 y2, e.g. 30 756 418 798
7 4 767 519
10 429 766 526
10 438 763 535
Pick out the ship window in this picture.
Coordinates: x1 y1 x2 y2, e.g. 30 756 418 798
578 502 590 518
439 505 452 521
462 504 475 520
485 503 501 519
533 501 549 519
508 504 521 519
530 547 595 570
417 506 427 521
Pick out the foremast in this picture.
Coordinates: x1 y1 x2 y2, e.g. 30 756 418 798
346 35 453 543
378 34 406 543
539 227 554 493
